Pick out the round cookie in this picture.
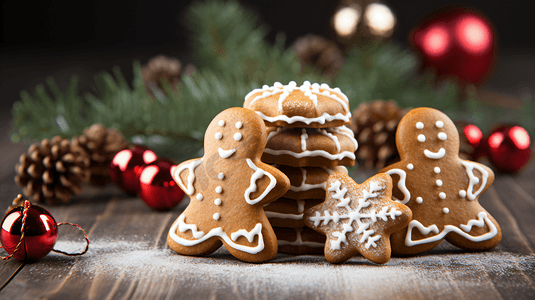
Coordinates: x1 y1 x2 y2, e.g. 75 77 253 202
263 126 357 168
244 81 351 128
379 107 502 256
274 165 348 200
264 198 323 228
275 227 326 255
167 107 291 263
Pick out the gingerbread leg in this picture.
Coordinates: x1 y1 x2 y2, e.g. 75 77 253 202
167 216 223 257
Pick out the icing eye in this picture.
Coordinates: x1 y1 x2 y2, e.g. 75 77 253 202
215 132 223 140
233 132 242 141
218 120 225 127
436 121 444 128
235 121 243 129
416 122 424 129
418 134 426 142
438 132 447 140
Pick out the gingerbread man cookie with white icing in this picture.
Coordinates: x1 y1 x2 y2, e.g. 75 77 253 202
167 108 290 262
380 107 502 256
243 81 351 128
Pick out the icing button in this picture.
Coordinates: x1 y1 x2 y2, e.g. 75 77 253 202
196 193 203 201
439 192 446 199
443 207 449 214
213 213 220 221
416 197 423 204
215 186 223 194
459 190 467 198
214 198 222 206
407 163 414 170
218 173 225 180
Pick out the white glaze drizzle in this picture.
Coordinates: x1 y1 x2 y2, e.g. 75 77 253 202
288 168 327 192
300 129 308 151
404 212 498 246
332 126 358 150
169 214 265 254
460 160 489 201
385 169 411 205
173 158 203 195
319 129 341 152
218 147 236 159
424 148 446 159
255 111 351 126
265 211 303 220
244 158 277 205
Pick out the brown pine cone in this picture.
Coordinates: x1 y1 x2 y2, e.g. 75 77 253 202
15 136 91 205
293 34 344 78
350 100 408 169
72 124 129 185
141 55 195 93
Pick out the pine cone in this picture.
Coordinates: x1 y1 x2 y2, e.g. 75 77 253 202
72 124 129 185
350 100 408 169
293 34 344 78
141 55 195 93
15 136 90 205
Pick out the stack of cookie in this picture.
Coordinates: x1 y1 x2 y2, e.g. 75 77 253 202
244 81 358 254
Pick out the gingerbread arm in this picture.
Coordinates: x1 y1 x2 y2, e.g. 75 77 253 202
172 158 203 196
243 159 290 206
460 160 494 201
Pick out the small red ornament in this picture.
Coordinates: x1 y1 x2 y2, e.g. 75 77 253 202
138 158 185 210
1 196 89 262
411 9 495 85
460 123 487 160
487 125 532 173
110 145 157 195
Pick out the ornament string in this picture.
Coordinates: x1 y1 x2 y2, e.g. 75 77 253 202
0 200 31 260
52 222 90 256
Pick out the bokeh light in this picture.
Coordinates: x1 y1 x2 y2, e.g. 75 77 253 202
334 6 360 37
364 3 396 37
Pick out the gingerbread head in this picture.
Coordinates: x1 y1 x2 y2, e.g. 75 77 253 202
167 107 290 262
380 107 502 256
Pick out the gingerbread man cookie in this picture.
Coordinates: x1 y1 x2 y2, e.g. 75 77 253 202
167 108 290 262
304 172 412 264
380 107 502 256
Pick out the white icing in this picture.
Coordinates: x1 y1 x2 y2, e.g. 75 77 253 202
416 122 424 129
300 129 308 151
218 120 225 127
265 211 303 220
459 190 467 198
218 173 225 180
385 169 411 205
215 186 222 194
416 197 423 204
310 179 401 250
277 228 325 248
213 213 220 221
173 158 203 195
439 192 446 199
320 129 341 152
289 168 327 192
405 212 498 246
436 180 443 186
424 148 446 159
214 198 221 206
244 158 277 205
418 134 426 142
263 148 355 161
443 208 449 214
215 132 223 140
235 121 243 129
407 164 414 170
461 161 489 201
266 127 283 143
438 132 447 140
436 121 444 128
434 167 441 174
233 132 242 141
169 215 265 254
218 147 236 159
196 193 203 201
332 126 358 151
255 111 351 126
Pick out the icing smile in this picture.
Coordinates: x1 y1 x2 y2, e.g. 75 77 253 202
218 147 236 158
424 148 446 159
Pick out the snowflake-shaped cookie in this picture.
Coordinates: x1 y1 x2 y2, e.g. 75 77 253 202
304 172 411 264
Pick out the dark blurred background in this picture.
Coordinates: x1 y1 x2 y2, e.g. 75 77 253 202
1 0 534 110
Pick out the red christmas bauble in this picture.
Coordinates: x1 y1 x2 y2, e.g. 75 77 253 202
487 125 532 173
1 204 58 261
138 158 185 210
461 123 487 160
110 145 157 195
411 9 495 85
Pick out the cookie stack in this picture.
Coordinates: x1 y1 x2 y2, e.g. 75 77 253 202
244 81 358 254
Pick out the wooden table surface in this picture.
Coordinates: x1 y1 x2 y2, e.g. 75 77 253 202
0 116 534 300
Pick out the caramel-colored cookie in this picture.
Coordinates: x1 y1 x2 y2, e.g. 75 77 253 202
244 81 351 128
264 198 323 228
263 126 357 167
304 172 412 264
167 108 290 263
380 107 502 256
274 165 348 200
274 227 326 254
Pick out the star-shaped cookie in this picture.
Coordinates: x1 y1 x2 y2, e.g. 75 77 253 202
303 172 412 264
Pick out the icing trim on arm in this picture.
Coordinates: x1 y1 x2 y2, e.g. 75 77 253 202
244 159 277 205
461 160 489 201
384 169 411 204
173 158 203 195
